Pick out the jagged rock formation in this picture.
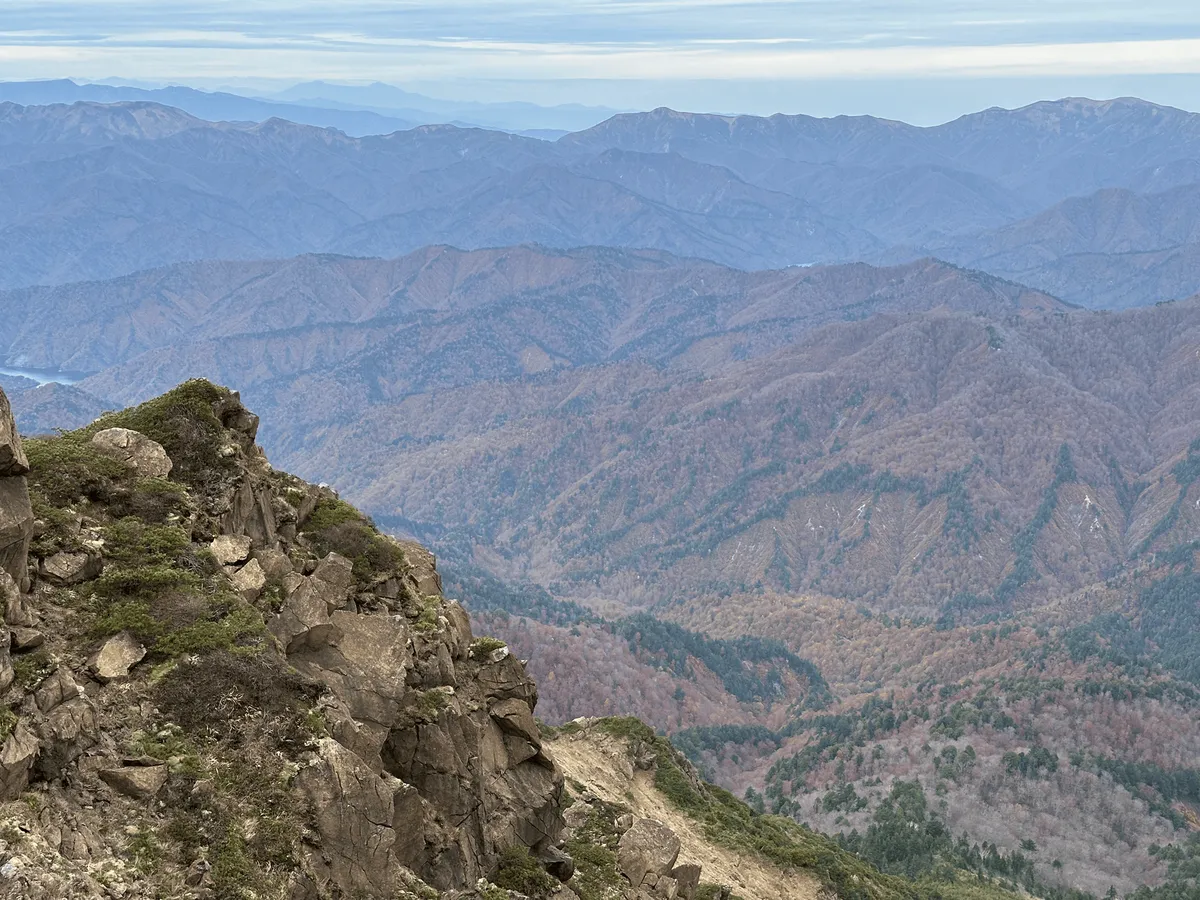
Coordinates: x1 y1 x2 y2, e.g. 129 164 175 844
0 381 565 899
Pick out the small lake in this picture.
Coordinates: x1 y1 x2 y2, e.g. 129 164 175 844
0 365 89 386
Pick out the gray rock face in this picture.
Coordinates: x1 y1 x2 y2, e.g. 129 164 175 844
87 632 147 683
0 629 12 693
3 573 33 626
0 388 29 676
671 864 702 900
35 698 100 780
0 387 29 477
0 722 39 800
254 548 293 581
89 427 173 478
281 547 564 893
221 471 277 547
0 388 31 586
213 390 260 442
34 666 81 713
294 738 417 897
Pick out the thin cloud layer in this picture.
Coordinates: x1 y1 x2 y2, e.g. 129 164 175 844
2 1 1199 119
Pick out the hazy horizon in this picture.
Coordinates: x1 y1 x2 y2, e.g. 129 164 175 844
5 0 1200 124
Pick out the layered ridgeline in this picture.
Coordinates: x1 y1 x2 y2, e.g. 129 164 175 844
5 254 1200 898
8 96 1200 305
5 246 1196 615
0 378 998 900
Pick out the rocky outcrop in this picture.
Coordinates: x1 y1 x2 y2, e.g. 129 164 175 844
283 556 563 893
0 390 28 477
614 819 704 900
0 383 567 900
0 387 31 588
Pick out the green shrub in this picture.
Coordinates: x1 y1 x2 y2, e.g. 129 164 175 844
90 575 264 661
153 603 265 657
154 651 320 747
91 599 163 642
470 637 508 657
210 827 258 900
111 477 192 524
303 499 407 586
79 379 238 493
596 716 657 743
0 707 17 743
303 497 361 532
24 436 129 507
12 650 55 690
494 845 556 898
101 519 192 567
29 495 84 557
125 828 163 876
91 564 201 603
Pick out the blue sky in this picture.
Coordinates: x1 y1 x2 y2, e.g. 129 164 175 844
3 1 1200 122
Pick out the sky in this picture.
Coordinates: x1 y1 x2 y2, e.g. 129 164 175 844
3 0 1200 123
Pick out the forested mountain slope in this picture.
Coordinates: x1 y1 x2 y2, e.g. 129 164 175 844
3 246 1197 615
7 97 1200 305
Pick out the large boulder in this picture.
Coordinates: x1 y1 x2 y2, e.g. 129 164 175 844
230 557 267 600
35 698 100 780
0 386 32 585
99 765 168 799
90 427 173 478
270 577 343 654
210 534 252 566
618 819 681 891
0 387 28 477
87 632 146 683
40 550 102 586
0 722 40 801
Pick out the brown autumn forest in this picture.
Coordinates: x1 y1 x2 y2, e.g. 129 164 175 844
4 248 1200 900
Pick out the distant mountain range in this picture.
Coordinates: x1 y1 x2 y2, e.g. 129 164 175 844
9 89 1200 900
4 94 1200 307
264 80 620 134
4 244 1197 616
0 78 616 137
